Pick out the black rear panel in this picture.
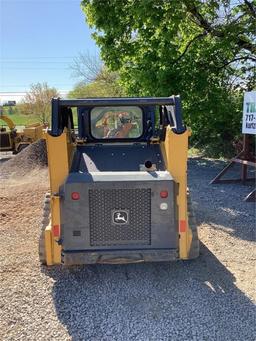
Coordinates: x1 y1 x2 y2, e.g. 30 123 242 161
71 144 165 172
60 172 178 252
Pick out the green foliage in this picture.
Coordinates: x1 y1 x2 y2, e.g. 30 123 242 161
81 0 256 156
1 105 16 116
68 67 124 98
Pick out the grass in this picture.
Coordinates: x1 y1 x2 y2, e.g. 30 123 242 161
1 107 40 126
2 113 40 126
1 107 78 127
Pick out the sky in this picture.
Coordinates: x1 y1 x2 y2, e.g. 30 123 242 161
0 0 99 93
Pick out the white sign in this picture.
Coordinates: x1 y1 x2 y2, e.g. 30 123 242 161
242 91 256 135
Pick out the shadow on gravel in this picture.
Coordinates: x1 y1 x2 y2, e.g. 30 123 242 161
43 244 256 340
188 158 255 242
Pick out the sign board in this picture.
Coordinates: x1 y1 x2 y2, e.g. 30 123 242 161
242 91 256 135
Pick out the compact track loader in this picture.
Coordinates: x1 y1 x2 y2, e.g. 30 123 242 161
40 97 199 266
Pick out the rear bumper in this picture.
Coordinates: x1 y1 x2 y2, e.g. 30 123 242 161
61 249 178 265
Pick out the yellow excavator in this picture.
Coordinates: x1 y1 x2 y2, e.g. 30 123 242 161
0 114 44 154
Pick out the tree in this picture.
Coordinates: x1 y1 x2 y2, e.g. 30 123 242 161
81 0 256 156
70 52 124 97
68 78 123 98
20 83 59 123
69 66 124 98
71 51 103 83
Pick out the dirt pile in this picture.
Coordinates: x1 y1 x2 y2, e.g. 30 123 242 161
0 139 47 177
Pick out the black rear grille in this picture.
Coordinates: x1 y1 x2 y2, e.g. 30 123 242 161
89 188 151 246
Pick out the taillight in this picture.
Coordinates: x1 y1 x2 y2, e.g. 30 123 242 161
160 190 168 198
71 192 80 200
53 224 60 237
179 220 187 232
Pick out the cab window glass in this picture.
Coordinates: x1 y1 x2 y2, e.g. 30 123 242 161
91 106 143 139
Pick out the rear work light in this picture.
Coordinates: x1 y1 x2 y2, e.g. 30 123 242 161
160 190 168 198
71 192 80 200
160 203 168 210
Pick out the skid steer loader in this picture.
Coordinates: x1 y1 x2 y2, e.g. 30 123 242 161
40 97 199 266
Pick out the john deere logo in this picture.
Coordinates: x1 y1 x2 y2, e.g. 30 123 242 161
112 210 129 225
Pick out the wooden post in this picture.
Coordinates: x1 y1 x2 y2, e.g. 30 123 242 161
241 134 249 184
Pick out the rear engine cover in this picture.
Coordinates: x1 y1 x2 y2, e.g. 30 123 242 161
60 171 178 251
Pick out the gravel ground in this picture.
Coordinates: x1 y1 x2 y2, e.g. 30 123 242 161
0 139 47 178
0 158 255 341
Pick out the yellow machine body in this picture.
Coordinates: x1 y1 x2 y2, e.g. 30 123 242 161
42 97 199 266
44 128 196 265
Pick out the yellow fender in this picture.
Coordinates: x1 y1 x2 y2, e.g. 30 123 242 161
44 131 75 265
162 127 193 259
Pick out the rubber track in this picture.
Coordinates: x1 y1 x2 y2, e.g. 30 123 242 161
39 193 50 265
187 194 200 259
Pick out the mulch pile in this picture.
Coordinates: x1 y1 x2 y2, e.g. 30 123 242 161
0 139 48 177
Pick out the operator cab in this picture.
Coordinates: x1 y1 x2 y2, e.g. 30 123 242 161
77 103 156 144
75 104 159 172
52 97 185 141
51 97 186 173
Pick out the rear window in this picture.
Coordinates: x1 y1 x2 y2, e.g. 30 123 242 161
90 106 143 139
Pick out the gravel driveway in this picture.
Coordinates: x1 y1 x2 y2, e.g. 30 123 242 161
0 158 255 340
